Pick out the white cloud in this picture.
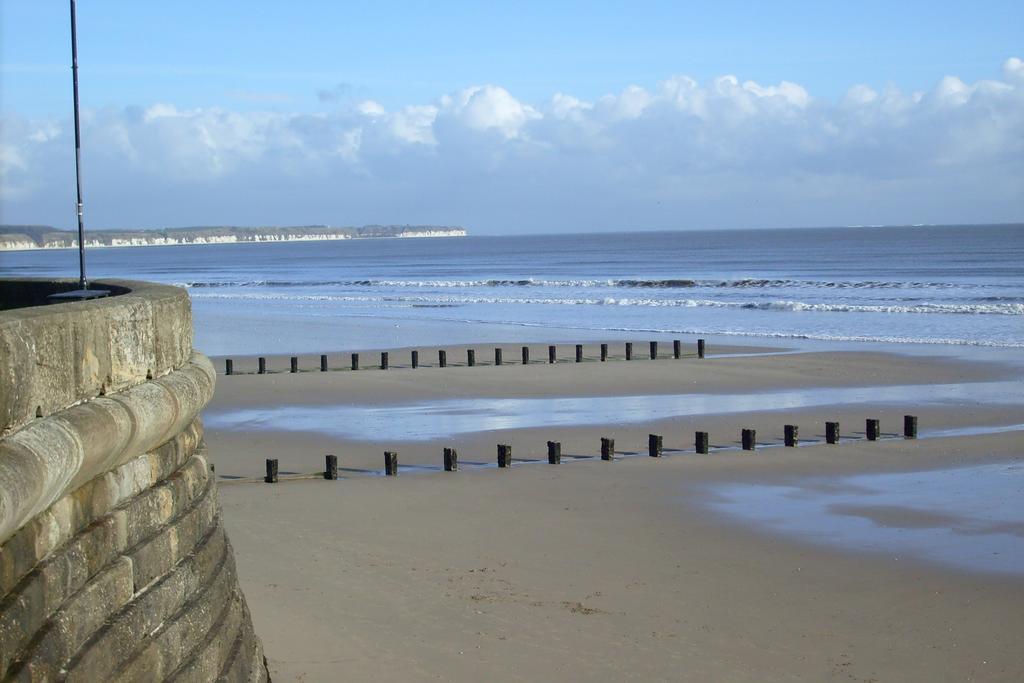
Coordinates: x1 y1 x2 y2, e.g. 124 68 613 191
1 59 1022 231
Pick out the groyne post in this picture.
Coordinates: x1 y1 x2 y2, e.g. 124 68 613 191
258 357 266 374
826 421 840 444
601 437 615 461
380 352 389 370
522 346 530 365
384 451 398 476
648 434 663 458
324 454 338 480
650 341 657 360
625 343 633 360
265 458 278 483
225 359 233 376
444 447 458 472
695 431 709 454
290 356 298 373
467 349 475 367
784 424 799 447
412 350 419 369
495 348 502 366
673 340 681 359
600 343 608 362
742 429 756 451
904 415 918 439
320 354 328 372
497 444 512 468
547 441 561 464
549 345 557 364
576 344 583 363
697 339 706 358
351 353 359 371
866 418 880 441
439 350 447 368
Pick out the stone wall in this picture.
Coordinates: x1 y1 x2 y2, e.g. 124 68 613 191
0 279 269 681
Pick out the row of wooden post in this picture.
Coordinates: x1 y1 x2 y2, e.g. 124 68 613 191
261 415 919 482
226 339 707 375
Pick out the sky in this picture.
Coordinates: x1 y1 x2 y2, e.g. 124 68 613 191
1 1 1022 234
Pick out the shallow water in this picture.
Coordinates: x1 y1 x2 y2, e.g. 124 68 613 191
204 380 1021 441
707 462 1024 576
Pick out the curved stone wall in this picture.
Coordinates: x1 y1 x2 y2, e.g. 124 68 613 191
0 279 268 681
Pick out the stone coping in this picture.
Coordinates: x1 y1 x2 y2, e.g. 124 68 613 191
0 279 193 436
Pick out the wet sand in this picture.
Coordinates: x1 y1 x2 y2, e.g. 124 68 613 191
207 343 1024 681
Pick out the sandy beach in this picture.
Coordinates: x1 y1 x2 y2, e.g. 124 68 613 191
203 341 1024 681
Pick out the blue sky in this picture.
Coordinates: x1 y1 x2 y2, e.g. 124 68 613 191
1 1 1022 233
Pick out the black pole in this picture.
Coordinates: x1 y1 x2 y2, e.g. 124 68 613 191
69 0 88 290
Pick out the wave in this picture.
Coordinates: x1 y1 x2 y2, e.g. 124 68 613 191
176 277 998 291
190 291 1024 315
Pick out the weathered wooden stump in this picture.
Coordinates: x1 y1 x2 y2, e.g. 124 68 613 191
444 447 458 472
601 437 615 461
351 353 359 371
225 359 233 375
576 344 583 363
826 421 840 444
439 350 447 368
380 352 389 370
784 424 799 447
290 356 298 373
522 346 530 365
547 441 561 464
495 348 502 366
324 454 338 480
625 342 633 360
648 433 663 458
412 350 419 369
866 418 880 441
549 345 557 364
258 357 267 374
600 343 608 362
384 451 398 476
695 431 709 454
904 415 918 439
497 444 512 468
264 458 278 483
320 354 328 372
742 428 756 451
673 340 681 359
697 339 706 358
467 349 475 367
650 341 658 360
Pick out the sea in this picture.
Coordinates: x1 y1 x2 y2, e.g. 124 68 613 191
2 224 1022 355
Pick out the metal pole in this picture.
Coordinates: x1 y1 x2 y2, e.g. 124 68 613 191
70 0 88 289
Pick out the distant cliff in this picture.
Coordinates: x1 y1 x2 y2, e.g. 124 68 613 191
0 224 467 251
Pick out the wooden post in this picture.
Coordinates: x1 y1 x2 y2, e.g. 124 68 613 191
495 348 502 366
411 350 419 369
225 359 233 375
784 424 799 447
547 441 561 464
290 356 298 373
575 344 583 363
320 354 328 372
497 444 512 468
258 357 266 374
264 458 278 483
351 353 359 371
601 437 615 461
439 350 447 368
648 433 663 458
742 428 756 451
673 340 681 359
697 339 706 358
695 431 709 454
866 418 880 441
467 349 475 367
650 341 657 360
625 342 633 360
380 352 389 370
600 343 608 362
444 447 458 472
324 454 338 480
384 451 398 476
826 421 840 444
522 346 530 365
904 415 918 440
548 345 556 364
